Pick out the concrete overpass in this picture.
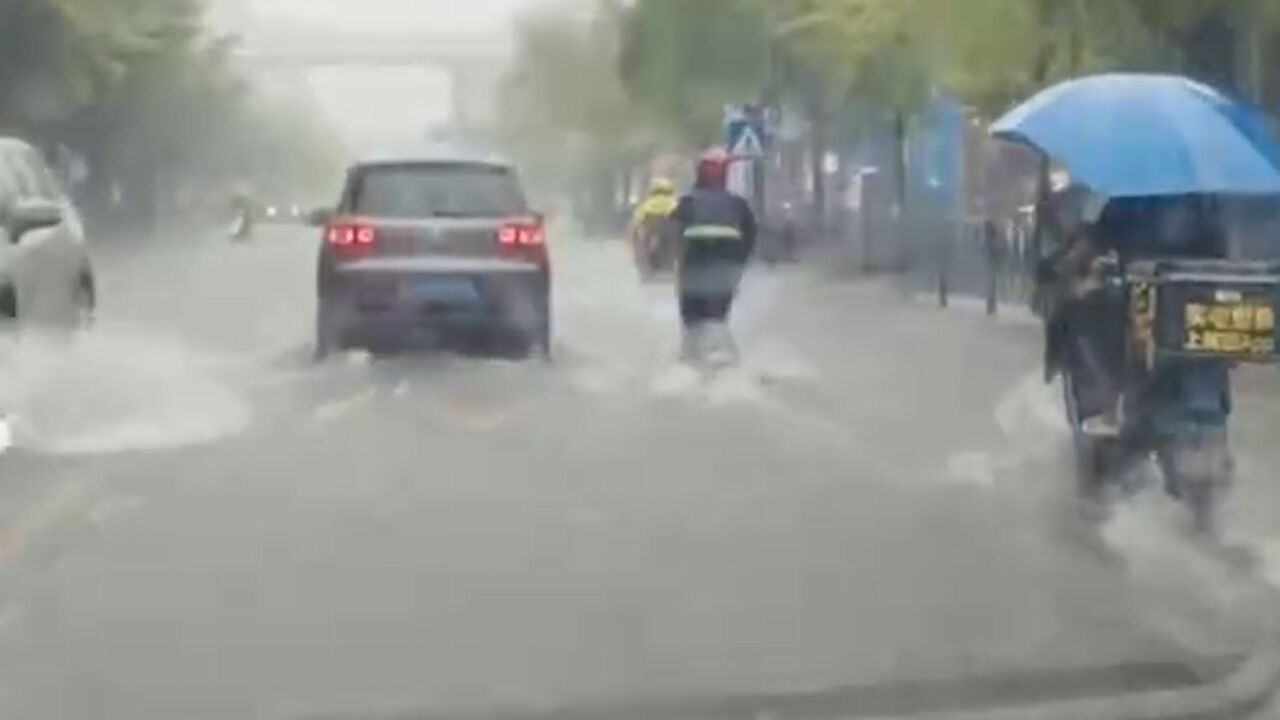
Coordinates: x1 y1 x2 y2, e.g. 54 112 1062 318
232 30 509 125
233 32 503 69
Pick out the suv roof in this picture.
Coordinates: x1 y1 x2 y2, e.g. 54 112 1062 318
0 137 36 154
352 144 512 170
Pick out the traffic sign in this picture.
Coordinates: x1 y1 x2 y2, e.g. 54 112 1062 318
724 103 766 156
722 103 768 206
730 124 764 159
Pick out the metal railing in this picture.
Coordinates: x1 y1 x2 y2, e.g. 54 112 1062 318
898 215 1038 315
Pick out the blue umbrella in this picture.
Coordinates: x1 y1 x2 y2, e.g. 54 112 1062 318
991 73 1280 198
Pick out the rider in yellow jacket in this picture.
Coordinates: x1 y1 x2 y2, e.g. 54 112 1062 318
628 178 679 278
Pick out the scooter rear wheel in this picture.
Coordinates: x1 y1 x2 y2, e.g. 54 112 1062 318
1156 429 1232 536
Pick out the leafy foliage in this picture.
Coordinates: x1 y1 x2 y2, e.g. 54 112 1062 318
617 0 772 144
548 0 1280 142
495 2 658 222
0 0 340 227
500 0 1280 228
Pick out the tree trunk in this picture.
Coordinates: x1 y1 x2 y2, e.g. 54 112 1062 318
892 110 908 270
808 92 826 240
892 110 907 215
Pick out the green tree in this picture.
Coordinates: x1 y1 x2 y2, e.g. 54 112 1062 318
0 0 342 231
617 0 772 144
498 3 656 224
0 0 96 129
498 0 1280 230
929 0 1280 112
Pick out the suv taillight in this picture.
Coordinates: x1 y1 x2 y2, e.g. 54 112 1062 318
498 218 545 248
326 219 376 255
497 217 547 261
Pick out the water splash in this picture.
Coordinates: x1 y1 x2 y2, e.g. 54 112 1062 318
0 329 250 456
1099 496 1259 653
942 371 1068 489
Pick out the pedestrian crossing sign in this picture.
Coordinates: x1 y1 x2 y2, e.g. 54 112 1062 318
730 125 764 159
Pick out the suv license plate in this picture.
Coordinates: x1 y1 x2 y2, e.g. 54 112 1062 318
409 277 478 305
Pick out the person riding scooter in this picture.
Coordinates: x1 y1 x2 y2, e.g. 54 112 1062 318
1043 192 1236 527
671 148 757 363
629 178 679 279
1039 189 1126 434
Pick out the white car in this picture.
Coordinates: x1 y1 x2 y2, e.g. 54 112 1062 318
0 138 95 327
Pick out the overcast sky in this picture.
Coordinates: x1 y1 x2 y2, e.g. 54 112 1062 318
211 0 558 150
211 0 553 37
246 0 546 33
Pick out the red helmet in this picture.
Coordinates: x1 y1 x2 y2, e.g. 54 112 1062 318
696 147 730 189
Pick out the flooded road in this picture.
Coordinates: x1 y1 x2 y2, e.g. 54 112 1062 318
0 225 1277 719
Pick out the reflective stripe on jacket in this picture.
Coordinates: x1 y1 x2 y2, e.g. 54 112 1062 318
683 223 743 241
672 188 756 253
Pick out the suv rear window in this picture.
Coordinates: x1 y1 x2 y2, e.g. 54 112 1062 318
349 163 527 219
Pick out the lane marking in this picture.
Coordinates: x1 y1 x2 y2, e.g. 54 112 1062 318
434 391 539 432
87 496 143 527
1255 539 1280 592
312 388 377 424
0 480 102 568
0 607 18 636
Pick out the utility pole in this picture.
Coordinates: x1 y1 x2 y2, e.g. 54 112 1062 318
1236 3 1264 106
808 85 827 239
757 37 781 219
1027 0 1061 278
772 9 836 241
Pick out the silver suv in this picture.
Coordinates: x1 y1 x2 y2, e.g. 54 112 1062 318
0 138 95 327
314 153 550 358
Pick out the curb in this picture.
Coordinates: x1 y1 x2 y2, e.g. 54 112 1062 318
879 591 1280 720
902 289 1041 325
890 651 1280 720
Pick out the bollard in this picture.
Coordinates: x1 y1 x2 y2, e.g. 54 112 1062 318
897 217 915 299
984 220 999 316
937 230 949 308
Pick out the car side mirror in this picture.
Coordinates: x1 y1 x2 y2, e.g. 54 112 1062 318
306 208 334 227
4 199 63 242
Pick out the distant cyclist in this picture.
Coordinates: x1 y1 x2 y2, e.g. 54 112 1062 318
228 185 257 242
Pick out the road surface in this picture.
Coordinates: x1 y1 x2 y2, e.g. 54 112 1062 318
0 224 1277 720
